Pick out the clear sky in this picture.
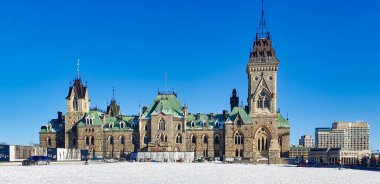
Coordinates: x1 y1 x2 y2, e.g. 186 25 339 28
0 0 379 150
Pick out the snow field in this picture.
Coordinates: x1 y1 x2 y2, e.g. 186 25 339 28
0 162 379 184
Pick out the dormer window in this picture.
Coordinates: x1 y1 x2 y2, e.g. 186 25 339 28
47 124 52 131
85 116 94 125
110 123 114 129
215 121 219 129
191 121 195 127
120 122 125 129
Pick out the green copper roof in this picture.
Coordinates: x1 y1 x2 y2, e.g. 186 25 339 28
229 107 252 124
77 110 104 127
278 113 290 128
40 118 65 133
186 114 226 129
103 115 136 131
142 93 184 118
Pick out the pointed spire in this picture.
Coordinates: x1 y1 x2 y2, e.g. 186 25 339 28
257 0 270 39
111 86 116 102
76 59 81 80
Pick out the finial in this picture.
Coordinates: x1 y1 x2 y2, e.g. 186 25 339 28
286 112 289 121
76 58 80 80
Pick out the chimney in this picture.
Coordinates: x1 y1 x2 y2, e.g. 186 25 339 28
196 113 201 120
57 111 63 120
182 106 188 116
142 106 148 114
210 113 214 119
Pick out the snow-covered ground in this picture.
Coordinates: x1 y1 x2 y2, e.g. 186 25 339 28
1 162 379 184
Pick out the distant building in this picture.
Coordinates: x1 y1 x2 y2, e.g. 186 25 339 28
315 122 370 151
308 148 368 166
289 146 310 162
298 135 314 148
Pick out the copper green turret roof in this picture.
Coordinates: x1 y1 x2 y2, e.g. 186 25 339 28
142 92 184 118
278 113 290 128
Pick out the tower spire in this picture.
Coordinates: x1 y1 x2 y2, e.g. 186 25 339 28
111 86 116 102
76 59 80 80
257 0 270 39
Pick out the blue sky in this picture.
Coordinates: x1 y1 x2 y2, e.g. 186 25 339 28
0 0 379 150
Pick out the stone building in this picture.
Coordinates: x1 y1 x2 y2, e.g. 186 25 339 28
39 3 290 162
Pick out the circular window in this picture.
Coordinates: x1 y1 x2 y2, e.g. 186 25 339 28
260 92 266 97
269 76 273 80
255 76 259 81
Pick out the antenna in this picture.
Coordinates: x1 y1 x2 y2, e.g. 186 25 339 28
165 72 168 92
257 0 270 39
76 59 80 80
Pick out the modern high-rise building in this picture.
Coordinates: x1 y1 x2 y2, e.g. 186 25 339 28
299 135 314 148
315 122 370 151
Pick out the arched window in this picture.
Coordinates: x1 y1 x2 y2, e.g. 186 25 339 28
143 135 149 145
257 91 270 109
240 149 244 157
159 120 165 131
158 134 164 142
85 136 89 145
214 135 220 144
256 127 270 154
203 135 208 144
234 131 244 144
47 137 52 146
164 135 168 142
235 149 239 157
109 136 114 145
176 134 182 144
177 123 181 131
144 124 148 131
73 98 78 111
119 136 125 145
110 123 114 129
191 135 196 144
120 122 125 129
191 121 195 127
90 136 94 145
131 122 136 129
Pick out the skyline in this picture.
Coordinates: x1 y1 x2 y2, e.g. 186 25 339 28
0 0 379 150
